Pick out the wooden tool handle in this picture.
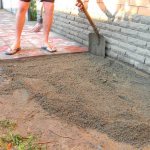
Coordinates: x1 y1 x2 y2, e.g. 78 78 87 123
77 0 100 38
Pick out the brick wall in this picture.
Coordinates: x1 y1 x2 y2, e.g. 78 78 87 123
52 0 150 74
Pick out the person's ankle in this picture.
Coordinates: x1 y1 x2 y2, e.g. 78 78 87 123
11 42 20 49
43 42 49 46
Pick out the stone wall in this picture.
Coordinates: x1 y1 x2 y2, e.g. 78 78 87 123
52 0 150 74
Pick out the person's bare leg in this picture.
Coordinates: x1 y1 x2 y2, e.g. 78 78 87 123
7 1 29 54
42 2 56 51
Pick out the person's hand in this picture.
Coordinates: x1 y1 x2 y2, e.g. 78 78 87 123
75 0 84 11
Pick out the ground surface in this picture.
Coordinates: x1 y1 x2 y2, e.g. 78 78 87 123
0 9 150 150
0 53 150 150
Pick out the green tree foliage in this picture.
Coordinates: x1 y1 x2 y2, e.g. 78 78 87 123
29 0 37 21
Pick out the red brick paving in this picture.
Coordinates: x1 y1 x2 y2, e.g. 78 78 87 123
0 10 88 60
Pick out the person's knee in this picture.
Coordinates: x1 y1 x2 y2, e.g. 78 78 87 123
44 7 54 15
18 4 29 14
43 2 54 12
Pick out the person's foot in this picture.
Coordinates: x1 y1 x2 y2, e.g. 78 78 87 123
5 43 21 55
31 23 43 32
41 43 57 53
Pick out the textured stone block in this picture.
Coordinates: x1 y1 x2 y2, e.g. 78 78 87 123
121 28 138 37
111 45 126 55
106 43 111 49
106 24 121 32
78 33 88 40
115 20 129 28
82 30 92 36
69 30 79 36
147 42 150 49
128 37 147 47
67 15 75 21
145 57 150 66
73 36 83 43
119 41 137 52
140 16 150 24
126 51 146 63
69 21 89 29
55 12 67 18
136 47 150 57
96 22 107 29
75 17 88 24
100 29 112 37
82 40 89 46
106 49 118 58
134 61 150 74
131 14 141 23
106 37 119 45
118 55 135 66
129 22 149 31
113 32 128 41
138 32 150 41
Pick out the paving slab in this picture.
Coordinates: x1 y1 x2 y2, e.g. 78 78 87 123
0 10 88 60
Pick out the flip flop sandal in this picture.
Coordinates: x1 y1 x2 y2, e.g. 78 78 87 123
5 47 21 55
41 46 57 53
